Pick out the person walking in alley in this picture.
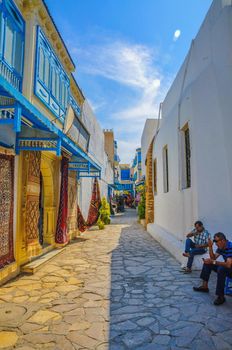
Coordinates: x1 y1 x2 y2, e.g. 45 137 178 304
193 232 232 305
182 221 210 273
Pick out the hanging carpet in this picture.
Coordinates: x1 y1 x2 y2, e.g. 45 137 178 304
0 154 15 268
77 204 87 233
55 157 69 244
25 151 41 245
77 177 101 232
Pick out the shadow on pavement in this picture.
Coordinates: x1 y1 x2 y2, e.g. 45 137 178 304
108 209 232 350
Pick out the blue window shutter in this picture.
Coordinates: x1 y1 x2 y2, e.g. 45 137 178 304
56 70 60 100
60 77 64 106
44 52 50 87
35 27 71 123
38 46 44 81
14 31 23 74
0 13 3 56
4 17 14 65
51 65 56 97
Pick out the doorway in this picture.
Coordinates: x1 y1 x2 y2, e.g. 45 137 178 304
38 172 44 246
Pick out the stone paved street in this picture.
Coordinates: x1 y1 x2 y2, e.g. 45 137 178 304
1 209 232 349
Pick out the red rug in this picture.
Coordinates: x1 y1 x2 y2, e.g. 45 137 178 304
77 178 101 232
55 157 69 244
0 154 14 268
77 204 87 232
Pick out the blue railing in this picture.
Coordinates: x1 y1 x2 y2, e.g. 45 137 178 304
0 60 22 90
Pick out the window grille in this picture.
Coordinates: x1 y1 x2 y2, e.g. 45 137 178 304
163 146 169 193
182 125 191 189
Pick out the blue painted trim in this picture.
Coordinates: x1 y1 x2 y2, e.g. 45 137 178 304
0 119 13 125
78 174 100 179
15 132 19 155
13 102 21 132
18 137 57 141
18 146 58 152
70 94 81 117
17 136 61 155
56 137 61 156
0 104 15 108
69 168 99 173
0 140 13 148
0 74 101 172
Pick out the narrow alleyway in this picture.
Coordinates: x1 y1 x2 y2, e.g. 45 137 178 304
0 209 232 350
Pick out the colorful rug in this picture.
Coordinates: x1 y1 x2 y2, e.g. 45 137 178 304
86 177 101 227
25 151 41 245
77 204 87 232
0 154 14 268
76 178 101 232
55 157 69 244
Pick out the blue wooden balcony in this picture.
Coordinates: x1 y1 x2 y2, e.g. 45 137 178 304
0 60 22 91
0 0 25 92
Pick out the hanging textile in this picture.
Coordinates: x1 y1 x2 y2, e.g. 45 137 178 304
77 204 87 232
0 154 14 268
68 171 78 233
25 151 41 245
86 177 101 227
55 157 69 244
76 178 101 232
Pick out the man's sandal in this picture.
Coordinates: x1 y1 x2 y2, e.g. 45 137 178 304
180 266 191 273
183 268 192 274
193 286 209 293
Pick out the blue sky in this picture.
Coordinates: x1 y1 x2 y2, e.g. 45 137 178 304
46 0 212 163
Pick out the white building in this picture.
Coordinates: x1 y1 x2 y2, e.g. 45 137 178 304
142 0 232 267
79 100 114 218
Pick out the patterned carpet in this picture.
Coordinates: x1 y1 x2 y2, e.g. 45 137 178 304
0 154 14 268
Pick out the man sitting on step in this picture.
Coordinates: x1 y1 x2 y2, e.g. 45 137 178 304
193 232 232 305
181 221 210 273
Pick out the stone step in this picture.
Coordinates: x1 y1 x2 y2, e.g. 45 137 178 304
21 249 65 274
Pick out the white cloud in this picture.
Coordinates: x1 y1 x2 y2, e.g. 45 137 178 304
70 38 169 163
173 29 181 41
117 139 140 166
88 98 106 113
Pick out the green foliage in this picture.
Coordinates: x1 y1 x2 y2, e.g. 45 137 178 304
97 197 111 230
136 184 145 194
138 191 146 220
97 218 105 230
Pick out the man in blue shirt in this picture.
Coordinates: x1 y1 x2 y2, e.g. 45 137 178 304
193 232 232 305
182 221 210 273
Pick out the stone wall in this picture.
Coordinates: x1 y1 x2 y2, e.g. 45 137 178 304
145 141 154 227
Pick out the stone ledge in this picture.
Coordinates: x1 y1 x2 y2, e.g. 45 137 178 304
0 262 19 286
21 249 65 274
147 222 209 270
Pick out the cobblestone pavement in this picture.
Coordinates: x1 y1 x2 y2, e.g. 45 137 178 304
0 209 232 350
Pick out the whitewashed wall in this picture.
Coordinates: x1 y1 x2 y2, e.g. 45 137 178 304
146 0 232 266
79 100 114 218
